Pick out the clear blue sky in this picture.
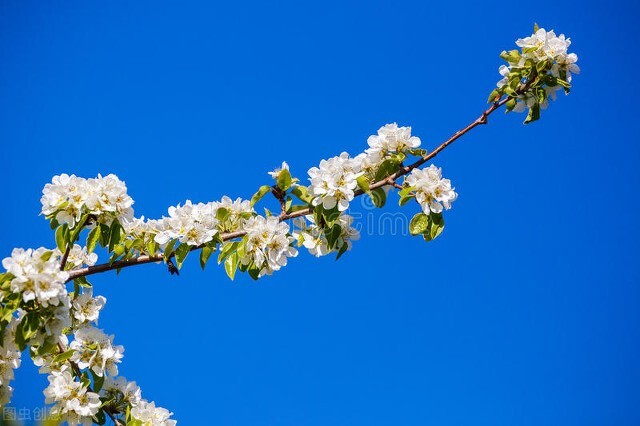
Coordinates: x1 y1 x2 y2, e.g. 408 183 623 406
1 1 639 425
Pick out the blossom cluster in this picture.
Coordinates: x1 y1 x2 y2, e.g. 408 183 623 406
2 248 69 307
241 216 298 277
69 326 124 377
71 288 106 324
41 174 134 228
404 165 457 214
494 26 579 119
516 28 579 81
0 319 21 406
153 200 219 246
308 152 363 212
44 369 102 425
293 214 360 257
150 196 253 247
363 123 421 171
307 124 422 212
38 287 175 425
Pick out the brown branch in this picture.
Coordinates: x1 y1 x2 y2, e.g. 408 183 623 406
59 245 71 271
66 90 528 283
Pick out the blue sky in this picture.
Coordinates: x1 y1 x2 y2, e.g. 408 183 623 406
1 0 639 425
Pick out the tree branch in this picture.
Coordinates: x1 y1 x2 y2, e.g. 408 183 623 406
66 92 522 283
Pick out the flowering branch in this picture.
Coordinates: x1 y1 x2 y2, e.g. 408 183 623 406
65 77 535 284
0 25 578 425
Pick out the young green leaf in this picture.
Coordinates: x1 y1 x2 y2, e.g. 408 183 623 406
174 243 191 269
200 246 213 270
356 175 371 194
291 186 313 203
251 185 272 207
224 252 239 280
163 239 178 263
86 227 100 253
55 224 68 253
409 213 430 236
370 188 386 208
277 169 293 191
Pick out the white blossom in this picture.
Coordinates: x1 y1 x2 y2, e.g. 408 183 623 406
241 216 298 276
496 65 510 88
0 317 21 407
496 27 579 112
212 196 254 232
293 216 329 257
293 214 359 257
2 248 69 307
308 152 363 212
131 399 177 426
41 174 134 228
72 288 106 324
43 370 101 426
154 200 219 246
404 165 457 214
69 327 124 377
101 375 142 406
366 123 421 156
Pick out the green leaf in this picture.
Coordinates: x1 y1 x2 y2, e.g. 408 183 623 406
218 241 240 264
374 159 401 181
40 250 53 262
409 213 430 236
15 311 41 350
174 243 191 269
290 186 313 203
487 88 500 103
108 220 123 252
37 338 57 356
524 102 541 124
398 186 414 206
533 22 540 33
200 246 214 270
277 169 293 191
325 224 342 250
163 239 178 262
55 224 68 253
370 188 386 208
248 265 260 280
356 175 371 194
86 227 100 253
224 253 239 280
216 207 230 222
99 223 111 247
93 409 107 426
53 349 75 364
91 369 105 393
335 241 349 260
423 213 445 242
69 214 89 243
321 207 340 227
146 239 159 256
74 276 92 288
